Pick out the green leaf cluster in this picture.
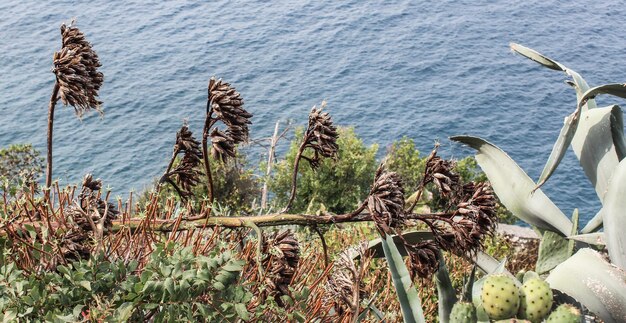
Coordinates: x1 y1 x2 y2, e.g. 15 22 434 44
0 242 252 322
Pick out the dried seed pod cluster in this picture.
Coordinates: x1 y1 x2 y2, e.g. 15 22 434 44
324 242 370 317
261 230 300 305
209 128 235 162
162 125 203 199
303 102 339 168
207 77 252 162
367 164 406 234
53 21 103 116
423 147 460 199
405 241 441 278
63 174 118 261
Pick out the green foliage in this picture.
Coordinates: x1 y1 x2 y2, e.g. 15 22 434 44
0 242 252 322
0 144 43 195
269 127 378 214
385 137 426 194
144 153 260 213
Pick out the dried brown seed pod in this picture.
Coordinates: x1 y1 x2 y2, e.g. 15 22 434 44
210 128 236 163
324 242 370 317
53 21 103 117
367 163 406 234
175 125 202 160
406 241 440 278
261 230 300 305
303 102 339 168
62 173 118 262
208 78 251 144
422 146 460 200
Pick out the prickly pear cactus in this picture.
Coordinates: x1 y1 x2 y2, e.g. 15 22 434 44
518 278 553 322
449 301 477 323
493 319 532 323
480 274 521 320
545 304 581 323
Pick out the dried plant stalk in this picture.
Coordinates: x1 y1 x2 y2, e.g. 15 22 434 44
283 102 339 212
202 77 252 206
46 20 103 189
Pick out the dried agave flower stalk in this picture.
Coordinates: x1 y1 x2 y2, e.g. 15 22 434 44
283 102 339 212
324 241 371 319
366 163 406 235
259 230 300 306
159 125 203 200
46 20 103 189
202 77 252 204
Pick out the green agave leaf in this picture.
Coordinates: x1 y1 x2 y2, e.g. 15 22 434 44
572 105 625 205
510 42 595 106
535 111 579 190
462 265 477 302
579 83 626 109
367 231 434 258
509 43 564 71
381 234 426 323
581 209 604 234
435 252 456 323
602 158 626 269
450 136 572 235
546 248 626 322
473 251 508 275
568 232 605 246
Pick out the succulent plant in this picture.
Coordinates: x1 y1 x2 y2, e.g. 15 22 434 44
493 319 532 323
453 43 626 322
480 274 521 320
449 301 476 323
518 277 553 322
545 304 581 323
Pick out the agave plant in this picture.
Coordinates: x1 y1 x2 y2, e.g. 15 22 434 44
451 43 626 322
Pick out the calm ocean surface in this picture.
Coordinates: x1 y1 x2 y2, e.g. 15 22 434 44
1 1 625 222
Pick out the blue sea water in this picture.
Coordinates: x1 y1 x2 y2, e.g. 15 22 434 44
1 0 625 222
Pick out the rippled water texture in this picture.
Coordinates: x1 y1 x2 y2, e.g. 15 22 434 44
1 0 625 221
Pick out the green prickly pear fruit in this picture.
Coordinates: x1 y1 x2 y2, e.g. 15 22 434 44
494 319 532 323
480 274 521 320
545 304 581 323
449 301 476 323
518 278 553 322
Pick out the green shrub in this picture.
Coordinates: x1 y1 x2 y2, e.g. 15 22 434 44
0 144 43 195
0 242 251 322
269 127 378 214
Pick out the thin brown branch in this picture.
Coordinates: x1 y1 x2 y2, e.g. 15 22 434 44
45 81 61 191
282 137 309 213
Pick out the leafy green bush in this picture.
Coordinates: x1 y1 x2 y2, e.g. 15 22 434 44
269 127 378 214
0 242 251 322
0 144 43 195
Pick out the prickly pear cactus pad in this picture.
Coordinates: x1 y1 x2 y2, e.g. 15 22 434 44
545 304 581 322
449 301 477 323
518 278 553 322
494 319 532 323
480 274 521 320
